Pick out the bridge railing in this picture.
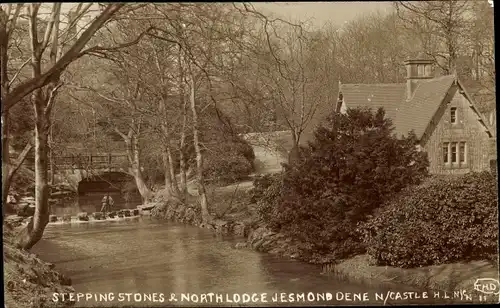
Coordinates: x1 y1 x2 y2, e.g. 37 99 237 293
23 154 129 170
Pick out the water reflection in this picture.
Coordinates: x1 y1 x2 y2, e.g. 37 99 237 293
33 219 461 307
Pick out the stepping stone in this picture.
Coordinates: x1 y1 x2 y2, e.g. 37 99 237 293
77 212 89 221
137 204 155 211
49 215 58 223
92 212 105 220
108 211 117 218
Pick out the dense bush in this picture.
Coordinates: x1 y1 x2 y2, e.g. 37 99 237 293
265 108 429 259
190 105 256 185
251 173 284 224
360 172 499 268
203 137 255 185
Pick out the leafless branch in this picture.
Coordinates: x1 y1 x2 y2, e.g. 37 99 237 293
39 3 61 55
44 82 64 117
3 3 125 112
78 26 154 58
8 140 33 183
8 58 30 87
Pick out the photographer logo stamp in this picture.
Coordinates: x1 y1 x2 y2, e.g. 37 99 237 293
473 278 500 302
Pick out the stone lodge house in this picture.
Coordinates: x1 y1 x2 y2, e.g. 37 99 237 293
336 55 497 175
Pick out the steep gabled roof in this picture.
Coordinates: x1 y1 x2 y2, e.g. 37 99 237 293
339 75 458 139
394 75 456 139
340 83 406 122
455 79 494 138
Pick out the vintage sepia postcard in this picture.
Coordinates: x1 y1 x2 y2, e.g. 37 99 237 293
2 1 499 307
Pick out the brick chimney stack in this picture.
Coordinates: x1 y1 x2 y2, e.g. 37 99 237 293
404 52 434 100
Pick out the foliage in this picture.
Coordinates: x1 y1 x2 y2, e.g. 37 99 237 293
264 108 429 259
194 105 256 185
203 137 255 185
251 173 284 224
360 172 499 268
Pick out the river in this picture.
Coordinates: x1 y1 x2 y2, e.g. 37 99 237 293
50 192 143 217
33 218 460 307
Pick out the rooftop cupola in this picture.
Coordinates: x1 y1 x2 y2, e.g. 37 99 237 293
404 52 434 100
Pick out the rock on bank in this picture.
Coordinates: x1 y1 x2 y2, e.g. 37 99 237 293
3 216 75 308
148 197 328 263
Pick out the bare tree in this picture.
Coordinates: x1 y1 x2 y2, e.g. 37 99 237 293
394 0 473 75
144 36 187 201
3 3 159 249
1 3 127 225
228 23 329 163
76 53 155 203
467 0 495 90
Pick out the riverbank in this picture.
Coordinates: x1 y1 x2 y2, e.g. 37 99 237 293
3 217 75 308
328 255 498 296
149 185 500 299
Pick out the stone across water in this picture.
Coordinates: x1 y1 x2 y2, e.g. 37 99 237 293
45 206 145 225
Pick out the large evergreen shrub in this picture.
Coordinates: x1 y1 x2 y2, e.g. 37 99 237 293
360 172 499 268
267 108 429 259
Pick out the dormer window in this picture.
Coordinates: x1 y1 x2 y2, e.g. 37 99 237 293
450 107 457 123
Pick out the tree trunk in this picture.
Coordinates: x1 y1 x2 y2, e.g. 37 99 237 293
16 89 51 250
120 128 151 204
2 140 33 217
2 111 10 221
167 146 180 196
189 76 210 223
178 47 188 199
161 144 181 201
159 110 180 199
7 141 33 186
131 134 151 203
162 148 175 198
133 167 150 203
179 142 188 198
49 123 55 184
288 131 301 164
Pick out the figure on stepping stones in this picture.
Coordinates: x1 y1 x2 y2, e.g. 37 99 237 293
100 193 115 214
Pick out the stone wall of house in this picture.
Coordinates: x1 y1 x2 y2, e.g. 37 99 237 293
424 85 493 174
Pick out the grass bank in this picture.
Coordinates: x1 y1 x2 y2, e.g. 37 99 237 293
327 254 499 297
